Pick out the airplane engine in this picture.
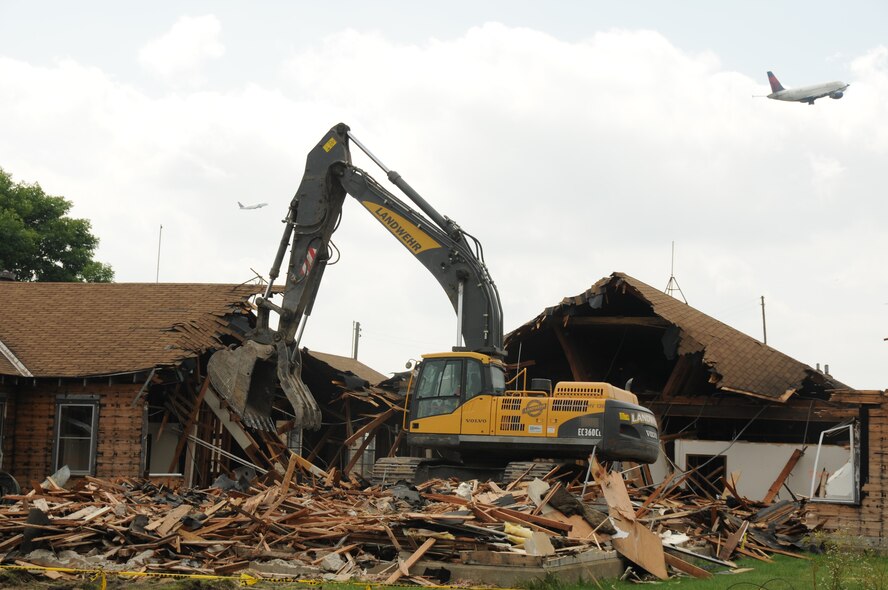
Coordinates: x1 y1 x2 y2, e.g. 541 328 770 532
829 91 844 99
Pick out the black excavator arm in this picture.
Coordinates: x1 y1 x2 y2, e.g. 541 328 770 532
207 123 503 430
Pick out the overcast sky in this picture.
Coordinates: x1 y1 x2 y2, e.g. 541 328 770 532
1 2 886 389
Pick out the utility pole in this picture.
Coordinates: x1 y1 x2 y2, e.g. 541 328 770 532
351 321 362 359
761 295 767 345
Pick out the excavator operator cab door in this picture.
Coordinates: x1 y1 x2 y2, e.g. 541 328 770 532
408 355 501 437
410 358 464 434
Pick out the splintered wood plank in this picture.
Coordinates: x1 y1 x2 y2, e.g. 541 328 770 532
611 514 668 580
82 506 114 522
590 458 668 580
384 526 403 552
0 534 23 552
167 375 211 473
719 520 749 561
343 429 376 476
385 537 436 584
635 474 673 519
664 551 712 579
151 504 192 537
590 458 635 520
278 453 299 498
293 453 329 479
310 543 360 565
763 448 804 504
342 408 396 447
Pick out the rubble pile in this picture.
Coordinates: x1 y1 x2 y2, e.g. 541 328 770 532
0 457 817 585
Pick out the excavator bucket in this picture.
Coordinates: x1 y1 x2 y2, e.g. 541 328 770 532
207 340 322 431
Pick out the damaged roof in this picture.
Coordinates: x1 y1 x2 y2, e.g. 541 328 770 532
304 350 387 386
508 272 846 400
0 282 263 378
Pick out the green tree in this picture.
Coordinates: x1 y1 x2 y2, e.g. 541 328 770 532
0 167 114 282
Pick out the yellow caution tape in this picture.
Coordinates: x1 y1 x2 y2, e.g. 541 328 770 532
0 563 516 589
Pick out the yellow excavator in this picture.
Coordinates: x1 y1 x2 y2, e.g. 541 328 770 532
207 123 660 481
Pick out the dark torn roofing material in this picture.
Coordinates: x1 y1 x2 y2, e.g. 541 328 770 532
0 282 264 378
508 272 847 400
305 350 387 386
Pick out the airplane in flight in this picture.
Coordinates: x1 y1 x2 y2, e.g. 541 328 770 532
766 71 849 105
238 201 268 210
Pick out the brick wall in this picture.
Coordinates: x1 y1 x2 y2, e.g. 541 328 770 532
8 382 144 484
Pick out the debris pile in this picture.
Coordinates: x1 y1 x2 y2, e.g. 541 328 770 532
0 457 817 585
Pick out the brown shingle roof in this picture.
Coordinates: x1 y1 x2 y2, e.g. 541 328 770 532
511 272 846 400
0 282 263 378
305 350 387 386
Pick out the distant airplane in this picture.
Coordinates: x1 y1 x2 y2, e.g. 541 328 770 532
766 71 849 105
238 201 268 210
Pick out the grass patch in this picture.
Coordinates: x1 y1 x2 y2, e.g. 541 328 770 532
590 547 888 589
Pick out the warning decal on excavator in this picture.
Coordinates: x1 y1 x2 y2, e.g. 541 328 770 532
322 137 337 152
362 202 441 254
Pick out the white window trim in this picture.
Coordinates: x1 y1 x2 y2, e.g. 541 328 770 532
808 421 859 505
54 402 99 476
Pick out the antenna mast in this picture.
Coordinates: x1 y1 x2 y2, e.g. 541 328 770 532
664 241 687 303
156 224 163 283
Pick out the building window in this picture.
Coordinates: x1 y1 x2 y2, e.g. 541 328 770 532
55 403 98 475
809 421 860 505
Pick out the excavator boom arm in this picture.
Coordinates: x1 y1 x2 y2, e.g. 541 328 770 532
207 123 503 430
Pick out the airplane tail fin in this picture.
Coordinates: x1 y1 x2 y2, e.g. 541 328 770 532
237 201 245 208
767 71 785 93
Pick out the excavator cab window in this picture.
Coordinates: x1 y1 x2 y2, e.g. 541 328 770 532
488 364 506 395
465 360 483 400
413 359 461 419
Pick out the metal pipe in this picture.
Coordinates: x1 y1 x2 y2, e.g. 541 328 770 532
347 130 452 234
456 280 464 347
265 210 296 299
346 130 390 173
294 314 309 348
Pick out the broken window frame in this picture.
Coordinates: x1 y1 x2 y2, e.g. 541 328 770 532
53 400 99 476
808 421 860 505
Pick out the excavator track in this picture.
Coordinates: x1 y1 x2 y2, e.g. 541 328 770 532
372 457 574 486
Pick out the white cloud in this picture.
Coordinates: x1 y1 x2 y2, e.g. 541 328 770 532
808 153 846 201
138 15 225 82
2 23 887 389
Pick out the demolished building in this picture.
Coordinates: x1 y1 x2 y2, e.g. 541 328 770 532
0 281 394 491
504 272 887 545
